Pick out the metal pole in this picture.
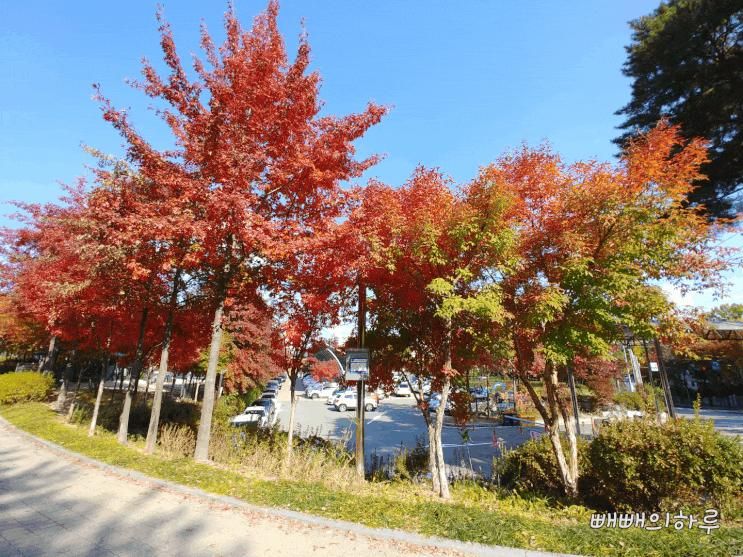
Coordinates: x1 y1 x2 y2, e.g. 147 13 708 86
653 337 677 419
355 279 366 479
566 363 581 436
642 339 662 417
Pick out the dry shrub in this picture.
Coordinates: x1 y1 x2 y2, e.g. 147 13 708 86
158 424 196 458
209 425 359 490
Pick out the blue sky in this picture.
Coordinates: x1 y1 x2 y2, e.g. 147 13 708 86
0 0 739 310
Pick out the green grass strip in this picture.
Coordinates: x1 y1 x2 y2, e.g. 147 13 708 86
2 403 741 557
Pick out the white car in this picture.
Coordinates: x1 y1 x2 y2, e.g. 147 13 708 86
327 387 353 405
394 382 413 397
412 381 431 396
305 382 338 399
249 398 276 416
230 406 274 429
334 391 379 412
259 392 282 413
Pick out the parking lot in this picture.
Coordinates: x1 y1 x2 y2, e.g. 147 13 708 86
275 381 535 476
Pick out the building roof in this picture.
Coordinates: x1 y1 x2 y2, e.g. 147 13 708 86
702 319 743 341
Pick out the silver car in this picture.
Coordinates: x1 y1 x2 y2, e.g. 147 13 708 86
333 391 379 412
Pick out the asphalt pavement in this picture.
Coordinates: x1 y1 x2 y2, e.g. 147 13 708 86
276 384 534 476
676 406 743 438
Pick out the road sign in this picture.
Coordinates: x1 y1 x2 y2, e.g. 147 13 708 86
345 348 370 381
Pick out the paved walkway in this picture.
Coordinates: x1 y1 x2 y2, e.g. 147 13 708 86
0 420 567 557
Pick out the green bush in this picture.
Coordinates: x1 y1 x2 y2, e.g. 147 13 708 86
393 438 429 481
0 371 54 404
612 390 644 410
495 417 743 517
613 386 666 414
495 434 589 498
583 417 743 514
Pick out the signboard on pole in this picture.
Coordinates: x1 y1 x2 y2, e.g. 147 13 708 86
345 348 370 381
649 362 659 372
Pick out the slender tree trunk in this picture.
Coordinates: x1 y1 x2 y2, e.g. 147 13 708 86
170 373 177 394
216 373 224 399
142 367 152 404
89 353 109 437
543 362 578 497
111 366 122 404
426 421 440 494
39 335 57 373
286 372 298 464
563 410 579 486
54 370 68 411
117 307 149 445
194 297 226 462
513 338 578 498
145 272 180 454
434 375 451 498
66 362 84 422
405 367 440 494
425 319 453 499
54 351 75 412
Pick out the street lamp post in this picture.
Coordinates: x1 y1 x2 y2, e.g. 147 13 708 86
352 278 367 478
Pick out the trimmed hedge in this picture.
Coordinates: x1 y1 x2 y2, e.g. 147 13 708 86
583 417 743 514
496 417 743 516
0 371 55 404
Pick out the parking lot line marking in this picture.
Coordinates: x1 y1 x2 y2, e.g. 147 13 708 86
441 442 493 448
367 411 386 424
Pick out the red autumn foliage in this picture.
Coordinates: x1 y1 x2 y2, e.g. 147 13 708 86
310 358 341 382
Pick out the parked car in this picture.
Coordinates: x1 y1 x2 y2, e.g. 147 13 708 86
413 380 431 396
230 405 274 429
333 391 379 412
470 386 489 400
147 372 174 385
249 398 276 415
394 382 413 397
303 381 319 393
259 392 282 413
327 387 354 405
302 376 319 388
305 382 338 399
427 393 452 415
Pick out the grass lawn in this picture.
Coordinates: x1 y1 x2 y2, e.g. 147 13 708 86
1 402 742 557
